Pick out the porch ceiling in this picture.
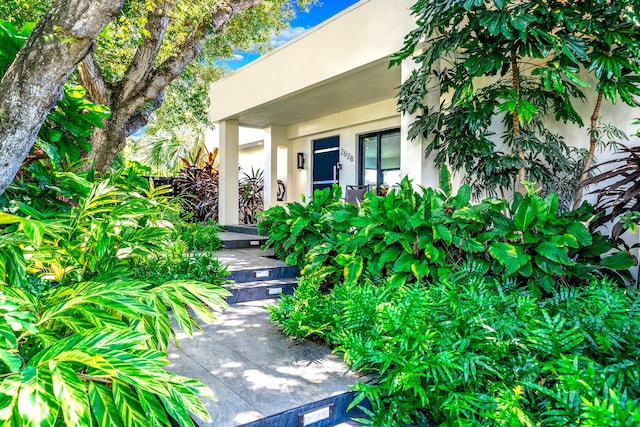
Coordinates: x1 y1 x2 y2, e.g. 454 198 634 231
224 58 400 129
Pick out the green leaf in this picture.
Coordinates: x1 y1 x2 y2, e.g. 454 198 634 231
88 382 124 427
49 361 91 427
0 349 22 373
17 366 58 427
112 380 148 427
535 242 573 266
514 198 536 231
433 224 452 245
488 242 531 275
599 251 635 270
0 375 20 421
565 222 592 246
138 389 171 427
346 256 364 284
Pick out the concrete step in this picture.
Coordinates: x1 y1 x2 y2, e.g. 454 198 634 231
166 300 368 427
225 278 297 304
216 248 298 284
227 265 298 284
220 231 269 249
223 225 262 235
237 391 370 427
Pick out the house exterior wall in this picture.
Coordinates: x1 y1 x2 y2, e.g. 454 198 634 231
209 0 415 124
209 0 639 231
288 100 400 202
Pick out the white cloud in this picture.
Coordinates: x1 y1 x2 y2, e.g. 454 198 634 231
231 53 245 61
271 26 307 48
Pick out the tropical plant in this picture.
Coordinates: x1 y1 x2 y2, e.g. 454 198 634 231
125 118 209 176
174 147 220 222
260 178 635 296
177 219 223 252
581 140 640 239
271 269 640 426
239 167 265 225
131 251 228 287
0 177 230 426
0 275 228 426
257 184 353 275
392 0 640 204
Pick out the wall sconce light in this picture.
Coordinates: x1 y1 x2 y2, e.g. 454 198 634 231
297 152 305 169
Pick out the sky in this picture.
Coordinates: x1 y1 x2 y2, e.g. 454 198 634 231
219 0 361 70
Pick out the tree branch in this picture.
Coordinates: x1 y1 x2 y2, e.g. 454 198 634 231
125 92 165 137
78 52 111 105
119 0 176 103
133 0 262 114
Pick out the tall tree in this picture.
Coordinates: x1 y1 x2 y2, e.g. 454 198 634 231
0 0 312 195
80 0 252 171
393 0 640 204
0 0 123 195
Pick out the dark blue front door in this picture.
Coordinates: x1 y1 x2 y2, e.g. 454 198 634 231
313 136 340 191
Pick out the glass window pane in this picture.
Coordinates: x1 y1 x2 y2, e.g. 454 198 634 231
363 137 377 186
380 131 401 170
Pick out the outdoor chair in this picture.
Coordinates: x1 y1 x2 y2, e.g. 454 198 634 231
344 185 369 206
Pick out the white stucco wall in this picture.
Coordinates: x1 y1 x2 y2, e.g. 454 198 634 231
210 0 415 123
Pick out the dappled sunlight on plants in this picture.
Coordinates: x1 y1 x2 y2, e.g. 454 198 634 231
262 177 640 426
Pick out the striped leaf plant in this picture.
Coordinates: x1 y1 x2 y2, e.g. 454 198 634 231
0 178 230 426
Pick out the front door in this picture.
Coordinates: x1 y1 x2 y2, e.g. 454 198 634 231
312 136 340 191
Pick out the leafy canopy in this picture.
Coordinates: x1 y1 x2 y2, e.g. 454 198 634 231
392 0 640 200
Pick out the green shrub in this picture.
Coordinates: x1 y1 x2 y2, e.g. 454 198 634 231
0 174 230 426
257 185 354 270
178 219 222 252
260 178 634 296
131 251 228 286
272 269 640 426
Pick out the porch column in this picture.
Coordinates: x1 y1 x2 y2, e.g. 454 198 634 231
400 56 440 189
219 119 239 225
263 126 285 209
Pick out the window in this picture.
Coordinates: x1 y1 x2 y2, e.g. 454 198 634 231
359 129 401 194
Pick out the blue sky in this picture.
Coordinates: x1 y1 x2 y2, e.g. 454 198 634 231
219 0 361 70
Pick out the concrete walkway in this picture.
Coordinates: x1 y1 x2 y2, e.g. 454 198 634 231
166 233 368 426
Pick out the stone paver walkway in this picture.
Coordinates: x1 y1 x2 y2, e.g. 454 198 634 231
166 236 368 426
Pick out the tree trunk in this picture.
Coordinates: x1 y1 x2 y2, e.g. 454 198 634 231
83 0 263 172
572 91 604 209
511 55 526 195
0 0 123 195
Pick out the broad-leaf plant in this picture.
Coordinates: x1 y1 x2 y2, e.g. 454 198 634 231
392 0 640 207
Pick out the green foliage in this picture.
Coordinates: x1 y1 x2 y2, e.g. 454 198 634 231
260 178 633 296
0 20 110 170
0 20 34 76
257 184 354 276
38 85 110 165
131 251 228 287
0 173 230 426
177 219 223 252
272 270 640 426
392 0 640 200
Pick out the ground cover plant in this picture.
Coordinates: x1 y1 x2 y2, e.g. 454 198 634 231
274 270 640 426
177 219 223 253
261 180 639 425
